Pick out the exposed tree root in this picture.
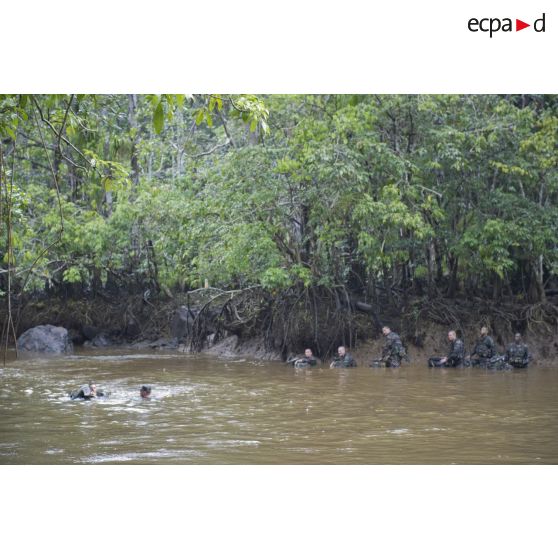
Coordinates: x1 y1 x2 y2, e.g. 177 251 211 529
188 286 373 359
409 296 558 348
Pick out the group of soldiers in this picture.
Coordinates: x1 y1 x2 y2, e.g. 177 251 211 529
291 325 531 370
290 326 405 369
428 326 531 370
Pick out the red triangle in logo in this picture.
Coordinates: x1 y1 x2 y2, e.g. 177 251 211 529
516 19 530 31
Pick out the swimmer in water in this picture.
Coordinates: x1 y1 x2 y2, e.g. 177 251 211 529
140 385 152 398
70 381 106 400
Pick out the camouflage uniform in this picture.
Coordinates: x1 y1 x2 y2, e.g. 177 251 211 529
382 331 406 368
505 341 530 369
294 356 318 368
428 337 464 368
471 334 495 367
331 353 357 368
446 338 465 367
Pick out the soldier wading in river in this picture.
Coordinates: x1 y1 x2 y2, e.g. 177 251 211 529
375 326 406 368
428 330 465 368
290 348 319 368
330 346 357 368
505 333 531 369
469 326 496 367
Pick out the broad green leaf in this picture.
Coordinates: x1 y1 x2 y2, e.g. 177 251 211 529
195 108 205 126
153 102 164 134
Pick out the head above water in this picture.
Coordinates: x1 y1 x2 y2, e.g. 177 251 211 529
337 346 346 357
304 348 313 358
382 326 391 336
448 330 457 341
140 385 152 398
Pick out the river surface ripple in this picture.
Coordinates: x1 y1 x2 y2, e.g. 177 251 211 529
1 349 557 464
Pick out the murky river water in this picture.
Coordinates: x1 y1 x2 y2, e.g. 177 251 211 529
1 349 557 464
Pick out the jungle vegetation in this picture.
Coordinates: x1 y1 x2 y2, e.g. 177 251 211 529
1 94 557 352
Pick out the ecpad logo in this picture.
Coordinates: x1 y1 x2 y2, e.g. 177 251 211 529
468 13 546 37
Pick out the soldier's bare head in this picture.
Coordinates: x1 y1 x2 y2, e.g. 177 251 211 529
480 326 489 335
382 326 391 336
338 346 346 356
448 330 456 341
304 348 313 358
514 333 522 342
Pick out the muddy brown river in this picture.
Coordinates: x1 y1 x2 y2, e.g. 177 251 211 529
1 349 557 464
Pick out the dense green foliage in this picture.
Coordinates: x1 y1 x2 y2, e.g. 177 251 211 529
1 94 557 304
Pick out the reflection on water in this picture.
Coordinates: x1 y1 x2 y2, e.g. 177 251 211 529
0 349 557 464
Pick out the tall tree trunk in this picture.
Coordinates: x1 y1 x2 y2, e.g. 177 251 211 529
127 95 141 281
529 256 546 303
102 129 113 216
492 273 502 302
447 255 459 298
128 94 139 188
68 154 78 202
426 242 436 297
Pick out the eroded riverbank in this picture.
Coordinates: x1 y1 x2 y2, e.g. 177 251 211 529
9 292 558 366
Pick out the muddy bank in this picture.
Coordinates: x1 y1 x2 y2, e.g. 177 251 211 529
351 326 557 368
200 324 557 368
5 291 558 366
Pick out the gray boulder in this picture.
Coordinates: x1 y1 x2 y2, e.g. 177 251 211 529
17 324 73 354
